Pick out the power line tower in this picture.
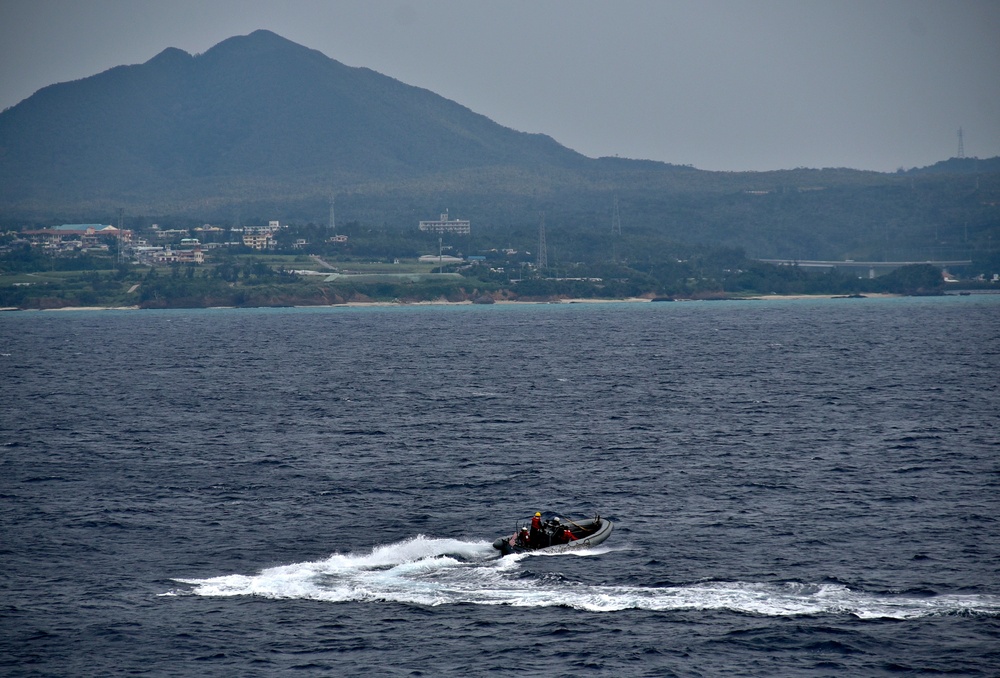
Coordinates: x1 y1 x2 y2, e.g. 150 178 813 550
329 194 336 231
611 196 622 263
537 213 547 269
957 127 965 159
117 207 124 265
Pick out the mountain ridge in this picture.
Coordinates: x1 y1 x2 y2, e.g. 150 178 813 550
0 30 996 265
0 29 593 216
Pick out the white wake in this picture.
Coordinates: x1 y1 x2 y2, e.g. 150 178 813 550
168 536 1000 620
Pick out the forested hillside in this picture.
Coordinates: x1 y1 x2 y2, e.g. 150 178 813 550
1 30 997 261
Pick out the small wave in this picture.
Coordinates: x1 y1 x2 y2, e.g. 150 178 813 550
168 538 1000 620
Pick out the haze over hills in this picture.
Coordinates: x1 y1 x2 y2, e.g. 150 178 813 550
0 30 591 211
1 30 997 261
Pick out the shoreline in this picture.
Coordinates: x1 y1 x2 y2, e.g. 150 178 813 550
740 293 899 301
7 293 912 312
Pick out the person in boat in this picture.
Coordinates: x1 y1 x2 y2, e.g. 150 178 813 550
516 526 531 547
544 517 564 547
558 525 578 544
529 511 542 547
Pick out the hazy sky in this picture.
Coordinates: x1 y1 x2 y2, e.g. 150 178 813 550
2 0 998 172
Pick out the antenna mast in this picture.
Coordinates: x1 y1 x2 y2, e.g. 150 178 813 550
957 127 965 159
537 213 547 269
329 194 336 231
117 207 124 265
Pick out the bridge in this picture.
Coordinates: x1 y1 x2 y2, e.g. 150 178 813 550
757 259 972 278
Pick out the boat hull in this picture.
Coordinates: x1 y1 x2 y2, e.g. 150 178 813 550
492 516 613 556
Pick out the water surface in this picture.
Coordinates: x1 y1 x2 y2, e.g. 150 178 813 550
2 297 998 675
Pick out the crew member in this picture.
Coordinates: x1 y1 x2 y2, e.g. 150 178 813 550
559 526 578 543
546 517 563 547
516 526 531 547
530 511 542 547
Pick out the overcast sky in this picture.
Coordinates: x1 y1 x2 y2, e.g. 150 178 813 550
2 0 998 172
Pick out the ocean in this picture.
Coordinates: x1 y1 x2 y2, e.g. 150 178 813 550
2 296 998 676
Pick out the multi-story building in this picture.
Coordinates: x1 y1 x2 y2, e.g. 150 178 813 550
242 233 275 250
418 211 470 235
152 247 204 264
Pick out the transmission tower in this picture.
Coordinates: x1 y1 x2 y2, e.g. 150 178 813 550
329 194 336 231
957 127 965 159
612 196 622 235
537 213 547 269
117 207 124 265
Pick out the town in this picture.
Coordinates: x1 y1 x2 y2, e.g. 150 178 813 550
1 208 996 310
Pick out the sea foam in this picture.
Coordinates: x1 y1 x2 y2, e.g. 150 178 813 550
171 536 1000 619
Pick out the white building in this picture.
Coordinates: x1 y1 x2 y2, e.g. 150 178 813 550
419 211 470 235
419 254 465 264
242 232 275 250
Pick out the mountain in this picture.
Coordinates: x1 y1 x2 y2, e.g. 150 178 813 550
1 30 997 263
0 30 591 216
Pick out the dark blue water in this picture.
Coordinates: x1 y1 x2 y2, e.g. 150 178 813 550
2 296 999 676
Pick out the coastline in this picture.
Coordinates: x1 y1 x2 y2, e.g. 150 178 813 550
740 293 899 301
7 294 912 312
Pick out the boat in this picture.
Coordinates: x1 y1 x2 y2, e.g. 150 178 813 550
492 513 613 556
